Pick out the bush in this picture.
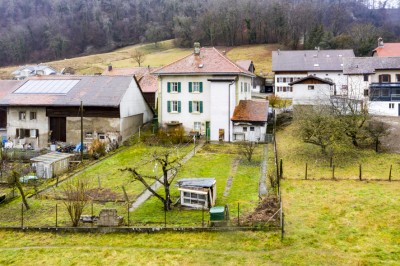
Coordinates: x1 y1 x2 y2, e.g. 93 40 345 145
88 139 106 159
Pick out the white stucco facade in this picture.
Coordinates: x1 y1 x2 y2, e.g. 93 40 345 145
291 83 333 105
158 75 252 141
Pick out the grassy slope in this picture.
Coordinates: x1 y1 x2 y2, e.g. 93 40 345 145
0 41 278 78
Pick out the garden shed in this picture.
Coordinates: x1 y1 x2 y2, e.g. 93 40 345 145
30 152 74 178
176 178 216 209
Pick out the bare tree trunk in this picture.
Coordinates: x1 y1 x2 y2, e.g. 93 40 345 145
15 181 29 210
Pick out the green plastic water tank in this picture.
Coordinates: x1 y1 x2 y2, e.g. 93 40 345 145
209 206 225 221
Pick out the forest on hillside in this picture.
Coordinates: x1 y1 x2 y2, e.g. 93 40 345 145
0 0 399 67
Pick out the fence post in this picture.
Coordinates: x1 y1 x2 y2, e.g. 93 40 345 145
332 165 335 180
330 157 333 168
127 204 130 227
55 204 58 228
359 164 362 181
305 163 308 180
202 207 205 228
389 165 392 182
281 212 285 241
237 203 240 227
21 203 24 229
280 159 283 179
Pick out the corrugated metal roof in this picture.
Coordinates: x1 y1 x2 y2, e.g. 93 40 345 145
176 178 216 188
30 152 74 164
13 79 80 94
272 49 355 72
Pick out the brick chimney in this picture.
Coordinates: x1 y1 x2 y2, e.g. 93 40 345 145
194 42 200 55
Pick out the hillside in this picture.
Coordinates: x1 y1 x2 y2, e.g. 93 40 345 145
0 41 279 79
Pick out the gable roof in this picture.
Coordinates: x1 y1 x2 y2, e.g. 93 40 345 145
372 43 400 57
0 75 136 107
103 66 159 93
153 47 255 77
343 57 400 75
289 75 334 85
272 49 354 72
231 100 269 122
235 60 254 72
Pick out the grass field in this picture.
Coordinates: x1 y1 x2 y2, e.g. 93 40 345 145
0 40 278 78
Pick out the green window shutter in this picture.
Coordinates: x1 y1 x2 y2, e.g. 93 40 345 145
200 101 203 113
199 82 203 93
178 101 181 113
189 82 192 92
189 101 192 113
167 101 171 112
167 82 171 93
178 82 181 93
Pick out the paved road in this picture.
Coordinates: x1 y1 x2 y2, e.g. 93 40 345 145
130 139 205 211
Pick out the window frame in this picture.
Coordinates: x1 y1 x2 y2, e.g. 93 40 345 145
19 111 26 120
308 85 315 90
379 74 391 83
30 111 37 120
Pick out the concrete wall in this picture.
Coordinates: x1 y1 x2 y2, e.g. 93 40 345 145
66 117 121 145
7 107 48 149
120 113 143 141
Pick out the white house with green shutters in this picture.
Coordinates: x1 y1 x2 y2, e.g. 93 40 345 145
153 43 255 141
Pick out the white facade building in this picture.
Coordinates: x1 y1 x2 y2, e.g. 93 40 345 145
154 44 255 142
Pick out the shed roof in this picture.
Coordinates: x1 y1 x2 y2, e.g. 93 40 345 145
176 178 216 188
231 100 269 122
153 48 255 77
31 152 74 164
0 75 136 107
343 57 400 75
272 49 354 72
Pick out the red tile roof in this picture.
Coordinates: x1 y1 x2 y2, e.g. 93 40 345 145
153 48 255 77
372 43 400 57
0 80 23 101
231 100 269 122
103 67 159 93
235 60 253 72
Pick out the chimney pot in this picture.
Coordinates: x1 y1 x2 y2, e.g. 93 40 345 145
378 37 384 47
194 42 201 55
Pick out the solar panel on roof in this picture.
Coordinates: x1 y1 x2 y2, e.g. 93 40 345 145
13 79 80 94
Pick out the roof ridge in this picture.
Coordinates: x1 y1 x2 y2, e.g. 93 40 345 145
153 51 194 74
212 47 253 75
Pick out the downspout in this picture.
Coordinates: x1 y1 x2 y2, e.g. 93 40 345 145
228 79 236 142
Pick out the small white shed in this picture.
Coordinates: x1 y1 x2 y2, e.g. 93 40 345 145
31 152 74 178
176 178 216 209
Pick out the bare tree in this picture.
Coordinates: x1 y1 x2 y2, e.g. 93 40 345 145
131 49 145 67
61 178 91 227
239 141 256 162
122 150 181 211
8 170 30 210
364 119 390 152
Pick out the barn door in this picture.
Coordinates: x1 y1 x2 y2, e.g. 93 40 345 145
49 117 66 142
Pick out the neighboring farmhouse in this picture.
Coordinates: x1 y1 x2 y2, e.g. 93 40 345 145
0 75 153 149
372 38 400 57
153 43 269 142
288 76 335 105
272 49 355 99
343 57 400 116
103 66 159 110
11 65 58 80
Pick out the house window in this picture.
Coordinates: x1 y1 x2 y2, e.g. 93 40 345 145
30 112 37 120
19 111 26 120
250 127 255 131
189 101 203 113
379 74 391 83
308 85 315 90
364 89 369 96
396 74 400 82
381 89 390 97
194 122 201 131
167 82 181 93
243 127 247 132
363 74 369 82
168 100 181 113
189 82 202 93
389 103 395 109
85 132 93 138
